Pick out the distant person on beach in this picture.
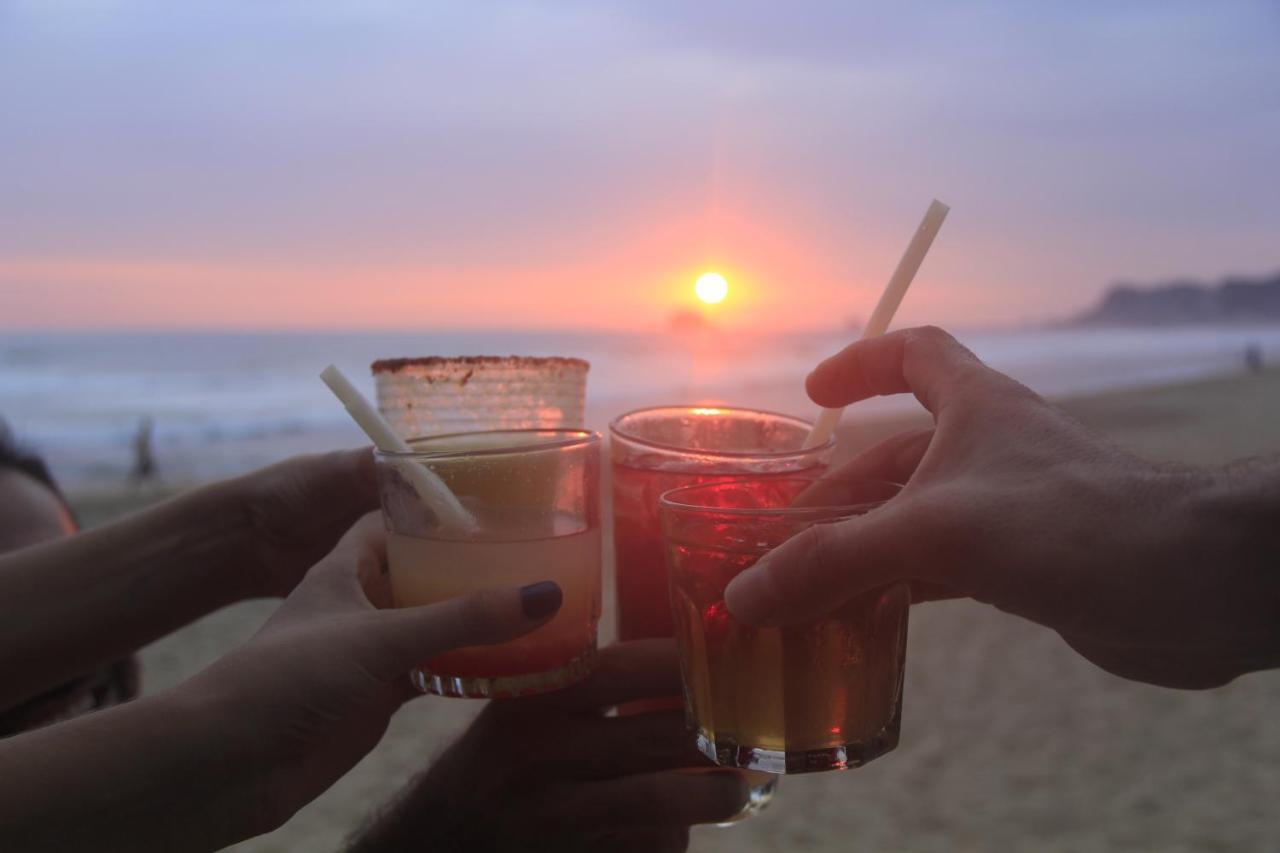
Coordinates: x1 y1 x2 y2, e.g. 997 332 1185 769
727 326 1280 690
1245 342 1264 373
0 447 742 851
130 415 157 483
0 424 138 735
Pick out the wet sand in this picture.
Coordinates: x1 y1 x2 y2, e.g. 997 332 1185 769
73 368 1280 852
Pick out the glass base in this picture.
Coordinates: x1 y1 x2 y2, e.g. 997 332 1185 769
411 646 596 699
715 771 777 826
697 725 899 775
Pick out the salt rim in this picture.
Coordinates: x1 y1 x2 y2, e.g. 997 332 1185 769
371 355 590 374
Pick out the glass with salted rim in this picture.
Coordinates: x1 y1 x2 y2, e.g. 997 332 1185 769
660 477 909 774
372 356 589 438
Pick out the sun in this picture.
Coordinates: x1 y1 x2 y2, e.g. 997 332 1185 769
695 272 729 305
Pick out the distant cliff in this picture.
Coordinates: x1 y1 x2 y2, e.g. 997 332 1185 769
1075 271 1280 326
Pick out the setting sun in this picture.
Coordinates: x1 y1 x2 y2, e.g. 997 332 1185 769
695 272 729 305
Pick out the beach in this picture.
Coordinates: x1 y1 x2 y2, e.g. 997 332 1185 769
70 367 1280 852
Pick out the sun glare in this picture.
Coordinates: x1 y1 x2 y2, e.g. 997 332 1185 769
695 272 729 305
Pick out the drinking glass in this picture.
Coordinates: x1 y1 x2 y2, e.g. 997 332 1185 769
661 477 909 773
609 406 834 815
610 406 834 642
376 429 602 699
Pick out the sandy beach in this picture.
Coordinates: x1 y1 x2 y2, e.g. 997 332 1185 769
72 368 1280 852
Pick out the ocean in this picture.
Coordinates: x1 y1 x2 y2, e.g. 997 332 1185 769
3 325 1278 488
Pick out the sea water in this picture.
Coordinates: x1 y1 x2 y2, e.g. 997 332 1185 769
3 325 1279 487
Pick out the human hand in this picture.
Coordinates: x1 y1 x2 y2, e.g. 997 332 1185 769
199 447 379 597
182 512 563 839
349 640 751 853
725 326 1280 688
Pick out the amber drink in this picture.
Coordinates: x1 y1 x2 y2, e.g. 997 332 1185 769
609 407 833 815
661 477 909 774
376 429 602 698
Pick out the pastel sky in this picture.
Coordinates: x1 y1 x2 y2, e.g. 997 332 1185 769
2 1 1278 330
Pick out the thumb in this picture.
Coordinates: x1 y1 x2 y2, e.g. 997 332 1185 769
724 501 952 626
361 581 563 682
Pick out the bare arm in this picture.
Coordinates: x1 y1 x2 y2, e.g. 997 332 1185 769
0 687 261 852
0 448 375 710
0 514 554 852
726 326 1280 689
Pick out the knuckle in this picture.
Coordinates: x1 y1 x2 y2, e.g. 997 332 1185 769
457 592 495 631
785 522 845 589
455 590 507 641
912 324 953 345
240 473 307 552
799 522 840 573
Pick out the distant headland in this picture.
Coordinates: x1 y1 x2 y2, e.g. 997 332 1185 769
1073 271 1280 326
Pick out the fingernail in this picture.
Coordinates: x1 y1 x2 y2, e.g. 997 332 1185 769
519 581 562 619
723 559 778 626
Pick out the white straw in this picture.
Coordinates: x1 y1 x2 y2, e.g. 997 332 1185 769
320 365 477 532
803 199 950 449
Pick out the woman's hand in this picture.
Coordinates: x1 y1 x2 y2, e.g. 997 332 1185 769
0 448 379 709
198 447 380 597
349 640 750 853
0 512 562 852
726 326 1280 689
187 511 566 835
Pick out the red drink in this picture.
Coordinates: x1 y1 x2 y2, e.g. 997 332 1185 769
610 407 833 643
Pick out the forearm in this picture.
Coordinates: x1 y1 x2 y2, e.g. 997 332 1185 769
0 686 268 852
0 484 253 709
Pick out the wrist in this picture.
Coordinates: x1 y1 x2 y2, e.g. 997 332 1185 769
164 670 287 838
1176 463 1280 668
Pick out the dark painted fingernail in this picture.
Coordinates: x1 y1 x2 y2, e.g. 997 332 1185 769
520 581 562 619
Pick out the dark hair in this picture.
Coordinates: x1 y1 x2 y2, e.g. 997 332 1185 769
0 419 67 504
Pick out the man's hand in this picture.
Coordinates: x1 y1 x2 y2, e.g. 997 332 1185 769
349 640 750 853
725 326 1280 689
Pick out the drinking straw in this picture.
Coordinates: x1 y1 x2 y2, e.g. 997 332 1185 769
320 365 478 532
802 198 950 449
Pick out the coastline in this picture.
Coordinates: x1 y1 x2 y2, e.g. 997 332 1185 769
66 366 1280 852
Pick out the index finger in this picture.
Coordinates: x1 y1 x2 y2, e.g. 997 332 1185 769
805 326 993 416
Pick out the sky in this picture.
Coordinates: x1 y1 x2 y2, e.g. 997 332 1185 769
2 1 1278 331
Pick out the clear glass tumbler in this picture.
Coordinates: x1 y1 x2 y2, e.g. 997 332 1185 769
372 356 589 438
376 429 602 699
609 406 835 816
661 477 909 774
610 406 834 642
